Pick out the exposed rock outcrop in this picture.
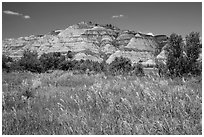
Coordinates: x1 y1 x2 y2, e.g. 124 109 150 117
125 33 157 52
106 50 154 64
2 21 169 67
141 59 156 67
116 32 135 46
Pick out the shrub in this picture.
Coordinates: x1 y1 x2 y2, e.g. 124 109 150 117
39 52 65 71
72 60 82 71
39 53 53 71
92 61 103 72
112 40 120 48
18 50 42 73
58 60 76 71
9 60 23 72
2 54 13 72
191 61 202 76
132 63 145 76
156 61 169 77
58 59 107 74
109 57 132 75
67 50 74 59
100 60 108 73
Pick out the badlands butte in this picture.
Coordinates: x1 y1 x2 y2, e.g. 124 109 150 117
2 21 169 66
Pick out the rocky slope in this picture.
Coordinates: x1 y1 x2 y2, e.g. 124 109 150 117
2 21 168 66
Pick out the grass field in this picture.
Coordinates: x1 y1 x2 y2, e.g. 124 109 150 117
2 71 202 135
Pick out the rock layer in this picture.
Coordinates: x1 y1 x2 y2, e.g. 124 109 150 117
3 21 167 65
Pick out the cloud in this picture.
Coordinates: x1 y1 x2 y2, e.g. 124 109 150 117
112 14 124 19
3 10 31 19
23 15 31 19
3 10 22 16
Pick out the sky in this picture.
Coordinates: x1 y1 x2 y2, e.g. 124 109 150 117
2 2 202 39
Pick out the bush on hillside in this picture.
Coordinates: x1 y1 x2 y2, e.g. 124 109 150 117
92 61 103 72
108 57 132 75
104 24 115 30
156 61 169 77
9 60 23 72
112 40 120 48
2 54 13 72
39 52 65 72
100 60 108 73
17 50 42 73
58 60 76 71
67 50 74 60
132 63 145 76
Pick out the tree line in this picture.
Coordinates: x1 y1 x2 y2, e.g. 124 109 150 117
2 50 144 76
158 32 201 77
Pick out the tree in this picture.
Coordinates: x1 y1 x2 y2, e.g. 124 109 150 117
39 53 54 71
132 62 145 76
185 32 201 75
39 52 65 71
67 50 74 60
166 33 184 76
165 32 201 77
58 60 75 71
2 54 13 72
18 50 42 73
109 57 132 75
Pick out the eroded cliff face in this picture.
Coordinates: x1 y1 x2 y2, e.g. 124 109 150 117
106 50 154 64
2 21 166 65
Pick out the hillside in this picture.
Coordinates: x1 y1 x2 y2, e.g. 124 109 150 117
2 21 168 65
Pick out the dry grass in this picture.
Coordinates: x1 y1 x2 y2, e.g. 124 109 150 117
2 71 202 135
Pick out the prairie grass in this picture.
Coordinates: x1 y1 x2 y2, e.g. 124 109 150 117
2 70 202 135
